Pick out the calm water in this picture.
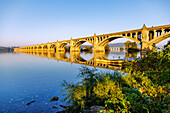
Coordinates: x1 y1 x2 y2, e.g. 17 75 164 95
0 51 140 113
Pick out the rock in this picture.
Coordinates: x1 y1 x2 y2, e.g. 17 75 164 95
49 96 59 101
52 96 59 101
60 105 67 109
26 100 36 105
90 105 103 111
52 105 58 108
83 105 104 113
56 111 67 113
83 110 96 113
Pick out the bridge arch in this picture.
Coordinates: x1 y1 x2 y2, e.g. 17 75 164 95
59 42 71 48
148 32 170 45
71 38 94 52
49 44 56 51
34 46 37 49
73 39 94 48
38 45 42 49
57 41 71 52
43 45 48 50
98 35 141 47
74 41 87 48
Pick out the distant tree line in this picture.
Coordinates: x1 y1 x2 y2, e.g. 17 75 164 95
0 47 18 53
81 45 93 52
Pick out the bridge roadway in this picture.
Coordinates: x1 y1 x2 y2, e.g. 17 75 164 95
15 24 170 52
14 50 125 71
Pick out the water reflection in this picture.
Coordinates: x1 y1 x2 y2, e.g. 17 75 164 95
0 50 140 112
14 50 128 71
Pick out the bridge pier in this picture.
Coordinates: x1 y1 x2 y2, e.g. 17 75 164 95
70 47 80 52
141 41 153 50
93 46 105 53
49 47 55 52
57 48 65 52
141 41 150 50
141 24 151 50
93 51 105 59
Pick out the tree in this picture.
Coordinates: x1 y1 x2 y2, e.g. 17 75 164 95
83 45 93 52
124 41 139 50
131 42 138 49
124 41 131 49
120 47 124 51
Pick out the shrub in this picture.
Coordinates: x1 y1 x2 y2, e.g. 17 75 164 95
61 47 170 113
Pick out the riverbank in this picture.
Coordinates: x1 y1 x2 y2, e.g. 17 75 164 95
61 46 170 112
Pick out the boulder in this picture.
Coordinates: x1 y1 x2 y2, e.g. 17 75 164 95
83 105 104 113
49 96 59 101
52 105 58 108
60 105 67 109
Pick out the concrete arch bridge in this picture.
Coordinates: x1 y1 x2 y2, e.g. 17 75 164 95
15 24 170 52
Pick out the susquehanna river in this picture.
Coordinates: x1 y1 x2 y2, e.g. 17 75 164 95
0 51 140 113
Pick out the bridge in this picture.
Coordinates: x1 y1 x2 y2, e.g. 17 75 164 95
15 24 170 52
14 50 124 71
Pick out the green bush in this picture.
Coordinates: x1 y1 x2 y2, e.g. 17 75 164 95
61 47 170 113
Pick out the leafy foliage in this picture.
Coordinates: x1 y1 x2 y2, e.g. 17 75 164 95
124 41 139 50
123 47 170 72
82 45 93 52
62 47 170 113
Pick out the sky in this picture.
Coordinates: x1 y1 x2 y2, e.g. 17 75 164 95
0 0 170 47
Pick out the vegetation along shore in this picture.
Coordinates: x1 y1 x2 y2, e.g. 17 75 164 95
60 42 170 113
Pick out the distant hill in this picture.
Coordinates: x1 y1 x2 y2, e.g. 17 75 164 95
0 46 6 48
108 43 125 47
0 46 19 48
0 46 18 53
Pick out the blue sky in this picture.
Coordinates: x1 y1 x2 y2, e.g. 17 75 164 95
0 0 170 47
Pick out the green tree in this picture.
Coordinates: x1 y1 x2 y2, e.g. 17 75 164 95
62 46 170 113
83 45 92 52
124 41 139 50
124 41 131 49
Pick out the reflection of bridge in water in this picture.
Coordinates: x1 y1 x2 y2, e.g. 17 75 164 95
14 50 125 71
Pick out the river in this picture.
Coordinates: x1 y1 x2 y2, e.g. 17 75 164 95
0 51 140 113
